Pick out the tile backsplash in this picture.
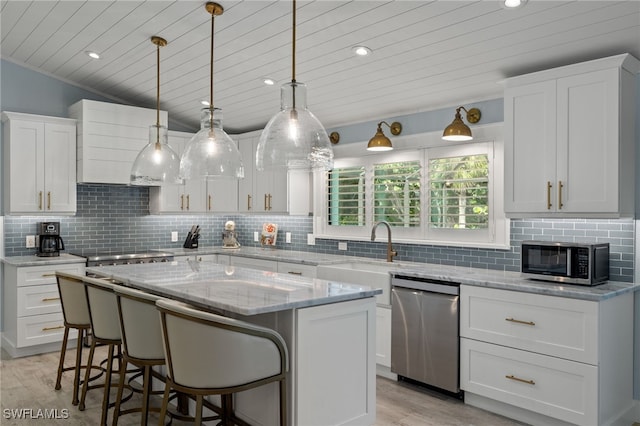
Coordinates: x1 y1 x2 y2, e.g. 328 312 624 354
2 184 635 282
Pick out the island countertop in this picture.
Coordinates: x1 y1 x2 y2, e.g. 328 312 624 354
85 261 382 316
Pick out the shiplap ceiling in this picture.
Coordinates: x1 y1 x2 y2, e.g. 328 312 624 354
1 0 639 134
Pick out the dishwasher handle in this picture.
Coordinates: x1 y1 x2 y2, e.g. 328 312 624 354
391 275 460 296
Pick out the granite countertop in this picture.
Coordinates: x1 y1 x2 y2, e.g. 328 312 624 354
1 253 86 266
390 263 640 302
162 246 361 265
85 261 382 316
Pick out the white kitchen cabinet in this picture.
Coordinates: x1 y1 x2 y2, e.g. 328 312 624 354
229 256 277 272
503 53 638 217
2 261 85 358
69 99 168 185
375 306 392 368
2 112 76 214
460 285 634 426
149 130 237 214
276 261 316 278
236 131 288 213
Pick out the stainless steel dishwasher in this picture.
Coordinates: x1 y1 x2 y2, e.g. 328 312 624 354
390 274 461 395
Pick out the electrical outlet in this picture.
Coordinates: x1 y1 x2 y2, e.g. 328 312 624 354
171 231 178 242
26 235 36 248
285 232 292 243
338 242 348 251
254 231 259 242
307 234 315 245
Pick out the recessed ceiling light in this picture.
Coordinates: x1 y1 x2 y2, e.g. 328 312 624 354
200 100 210 106
85 51 100 59
502 0 527 9
352 46 372 57
262 78 275 86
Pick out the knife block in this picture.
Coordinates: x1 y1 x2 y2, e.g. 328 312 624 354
183 231 199 249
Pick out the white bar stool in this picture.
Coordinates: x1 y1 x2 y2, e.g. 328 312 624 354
54 272 103 406
112 286 168 426
156 299 289 426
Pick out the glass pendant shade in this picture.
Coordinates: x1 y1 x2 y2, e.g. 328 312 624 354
256 81 333 171
130 124 182 185
180 107 244 180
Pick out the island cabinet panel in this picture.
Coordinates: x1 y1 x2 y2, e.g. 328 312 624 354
460 285 634 426
2 262 85 358
503 53 638 218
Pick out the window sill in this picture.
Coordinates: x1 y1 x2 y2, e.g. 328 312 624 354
314 233 512 251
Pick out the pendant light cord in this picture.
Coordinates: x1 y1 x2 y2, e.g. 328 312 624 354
156 41 161 132
291 0 297 110
210 7 215 110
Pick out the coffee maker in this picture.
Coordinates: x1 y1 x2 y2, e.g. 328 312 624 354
37 222 65 257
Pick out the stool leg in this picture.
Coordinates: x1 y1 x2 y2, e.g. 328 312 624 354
157 381 171 426
54 326 70 391
101 344 116 426
279 379 287 426
194 394 203 426
222 394 233 426
79 338 97 411
72 328 85 406
111 355 127 426
141 365 151 426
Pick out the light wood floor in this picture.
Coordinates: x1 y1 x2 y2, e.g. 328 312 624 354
1 345 525 425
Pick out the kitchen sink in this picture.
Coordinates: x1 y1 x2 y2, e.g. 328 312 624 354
317 260 415 305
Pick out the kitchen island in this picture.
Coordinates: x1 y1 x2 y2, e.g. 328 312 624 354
86 261 381 426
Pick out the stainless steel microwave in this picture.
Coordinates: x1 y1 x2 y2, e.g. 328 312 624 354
521 241 609 286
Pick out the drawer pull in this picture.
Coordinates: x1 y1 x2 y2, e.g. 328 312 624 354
42 325 64 332
506 374 535 385
41 297 61 302
41 273 56 278
505 317 535 326
287 271 303 275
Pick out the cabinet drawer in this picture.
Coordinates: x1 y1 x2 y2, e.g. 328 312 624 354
461 338 597 426
230 257 277 272
17 313 75 347
276 262 316 278
17 263 84 287
460 286 597 364
17 284 61 317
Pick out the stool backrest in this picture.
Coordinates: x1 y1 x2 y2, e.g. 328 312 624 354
55 272 90 327
83 276 121 342
115 286 165 361
156 299 289 391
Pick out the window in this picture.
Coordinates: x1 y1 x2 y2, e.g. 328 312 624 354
315 127 508 248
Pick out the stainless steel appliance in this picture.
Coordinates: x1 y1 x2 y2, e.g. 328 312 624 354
521 240 609 285
37 222 64 257
390 274 461 395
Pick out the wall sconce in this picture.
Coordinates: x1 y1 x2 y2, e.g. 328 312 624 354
329 132 340 144
367 121 402 151
442 107 481 141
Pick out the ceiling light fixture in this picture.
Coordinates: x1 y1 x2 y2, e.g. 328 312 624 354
200 100 210 106
502 0 527 8
263 78 275 86
180 2 244 180
367 121 402 151
352 46 372 57
130 36 181 186
85 51 100 59
442 107 481 141
255 0 333 172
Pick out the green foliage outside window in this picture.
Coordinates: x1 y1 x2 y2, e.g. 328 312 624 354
373 161 421 227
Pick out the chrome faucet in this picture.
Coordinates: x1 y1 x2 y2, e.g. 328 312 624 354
371 221 397 262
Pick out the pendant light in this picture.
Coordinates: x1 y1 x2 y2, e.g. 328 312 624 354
130 36 182 186
180 2 244 180
256 0 333 172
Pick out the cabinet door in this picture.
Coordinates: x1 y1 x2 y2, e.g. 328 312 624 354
44 122 76 213
207 177 238 212
375 306 392 367
183 179 206 212
6 119 44 212
504 80 557 214
556 68 618 213
237 136 255 213
276 261 316 278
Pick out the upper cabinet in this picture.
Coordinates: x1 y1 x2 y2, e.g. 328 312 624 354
69 99 167 185
2 112 77 215
237 132 288 214
149 130 238 214
503 54 638 217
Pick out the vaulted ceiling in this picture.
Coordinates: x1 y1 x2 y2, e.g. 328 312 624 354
2 1 639 134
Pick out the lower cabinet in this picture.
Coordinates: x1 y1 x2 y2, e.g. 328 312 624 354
375 306 392 368
229 256 277 272
460 285 634 426
173 254 217 263
2 262 85 358
276 261 316 278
